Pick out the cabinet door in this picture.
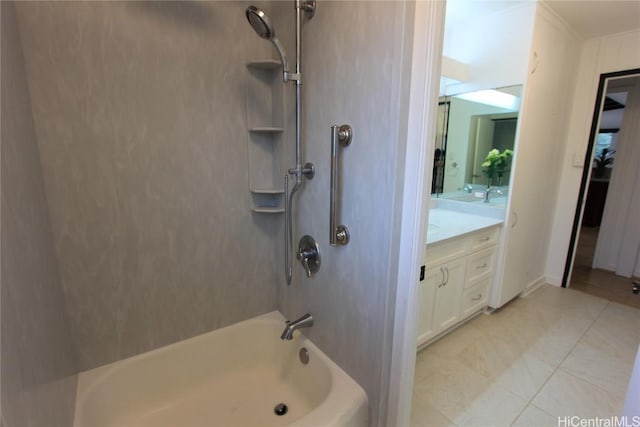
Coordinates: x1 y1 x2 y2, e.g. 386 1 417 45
433 258 466 332
417 265 443 347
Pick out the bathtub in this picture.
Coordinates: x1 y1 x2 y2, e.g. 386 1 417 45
73 311 368 427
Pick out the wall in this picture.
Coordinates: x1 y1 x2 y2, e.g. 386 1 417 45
276 2 414 425
14 1 280 371
492 2 581 306
443 97 515 192
545 28 640 285
593 79 640 276
442 3 535 95
1 2 79 425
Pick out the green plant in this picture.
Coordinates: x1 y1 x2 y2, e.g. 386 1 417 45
593 148 615 169
482 148 514 183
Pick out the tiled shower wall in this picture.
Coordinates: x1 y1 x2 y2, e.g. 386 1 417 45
276 2 414 426
1 2 78 425
14 1 281 371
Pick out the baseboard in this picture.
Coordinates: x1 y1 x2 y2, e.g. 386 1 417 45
521 276 546 297
545 275 562 287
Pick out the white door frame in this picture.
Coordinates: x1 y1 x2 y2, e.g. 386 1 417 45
386 2 445 425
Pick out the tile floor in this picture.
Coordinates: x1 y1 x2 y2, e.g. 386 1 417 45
570 226 640 309
411 284 640 427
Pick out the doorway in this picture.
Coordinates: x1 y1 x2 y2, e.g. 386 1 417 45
562 69 640 308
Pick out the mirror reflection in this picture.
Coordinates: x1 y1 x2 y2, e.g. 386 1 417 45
432 85 522 204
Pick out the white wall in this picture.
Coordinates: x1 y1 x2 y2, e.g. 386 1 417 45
443 98 514 192
442 3 535 95
545 28 640 285
491 2 581 307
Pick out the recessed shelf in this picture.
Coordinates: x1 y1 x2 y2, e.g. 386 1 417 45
251 207 285 214
251 188 285 195
246 58 285 214
249 127 284 133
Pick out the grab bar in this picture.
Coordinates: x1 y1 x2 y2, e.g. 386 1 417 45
330 124 352 246
284 174 292 283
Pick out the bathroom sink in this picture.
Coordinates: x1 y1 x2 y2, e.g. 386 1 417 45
472 196 507 207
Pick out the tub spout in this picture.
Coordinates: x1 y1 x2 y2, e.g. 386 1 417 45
280 313 313 340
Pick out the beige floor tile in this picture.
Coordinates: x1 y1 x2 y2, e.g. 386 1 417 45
413 355 491 422
453 334 522 379
411 285 638 427
490 352 555 401
582 302 640 362
561 341 635 401
532 369 624 419
452 382 528 427
522 316 594 367
411 392 456 427
511 404 557 427
427 321 490 360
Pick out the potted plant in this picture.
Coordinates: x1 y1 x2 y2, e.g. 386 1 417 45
482 148 514 186
592 148 615 179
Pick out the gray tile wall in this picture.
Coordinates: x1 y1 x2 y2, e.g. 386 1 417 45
1 2 79 426
14 1 281 371
6 2 415 425
276 2 413 426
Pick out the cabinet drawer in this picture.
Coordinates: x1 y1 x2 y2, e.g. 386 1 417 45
465 247 496 287
468 227 499 252
426 236 466 267
461 279 490 319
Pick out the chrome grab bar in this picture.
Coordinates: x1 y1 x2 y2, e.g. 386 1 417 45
284 174 291 283
330 124 352 246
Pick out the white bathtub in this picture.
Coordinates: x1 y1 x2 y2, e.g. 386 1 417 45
73 311 368 427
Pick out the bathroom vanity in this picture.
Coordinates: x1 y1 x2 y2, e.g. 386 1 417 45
417 200 504 349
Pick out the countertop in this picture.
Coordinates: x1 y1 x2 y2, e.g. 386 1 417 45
427 201 504 245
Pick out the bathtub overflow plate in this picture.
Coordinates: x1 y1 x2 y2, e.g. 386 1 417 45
299 347 309 364
274 403 288 416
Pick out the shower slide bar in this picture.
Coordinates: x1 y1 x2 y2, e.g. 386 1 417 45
330 124 352 246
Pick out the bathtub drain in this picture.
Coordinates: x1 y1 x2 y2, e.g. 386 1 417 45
274 403 288 416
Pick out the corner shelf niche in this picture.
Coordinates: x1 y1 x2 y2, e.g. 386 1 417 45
246 60 285 214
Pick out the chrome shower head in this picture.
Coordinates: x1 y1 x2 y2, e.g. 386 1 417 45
245 6 275 40
245 5 291 82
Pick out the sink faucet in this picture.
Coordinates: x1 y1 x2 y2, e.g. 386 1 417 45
484 187 503 203
280 313 313 340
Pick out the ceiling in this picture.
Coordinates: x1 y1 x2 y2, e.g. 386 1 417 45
446 0 640 39
543 0 640 38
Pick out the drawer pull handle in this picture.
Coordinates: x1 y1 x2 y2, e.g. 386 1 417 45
479 236 490 242
472 294 482 301
438 267 445 288
476 263 487 269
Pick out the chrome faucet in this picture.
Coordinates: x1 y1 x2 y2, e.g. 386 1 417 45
280 313 313 340
484 187 503 203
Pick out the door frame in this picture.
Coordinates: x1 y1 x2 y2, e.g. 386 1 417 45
561 68 640 287
385 1 445 426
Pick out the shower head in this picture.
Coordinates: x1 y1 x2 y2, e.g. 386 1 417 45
246 6 275 40
245 5 292 82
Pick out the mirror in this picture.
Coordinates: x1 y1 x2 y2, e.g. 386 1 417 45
432 85 522 202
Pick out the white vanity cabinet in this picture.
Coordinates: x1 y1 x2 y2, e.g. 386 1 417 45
417 226 499 348
431 258 466 332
